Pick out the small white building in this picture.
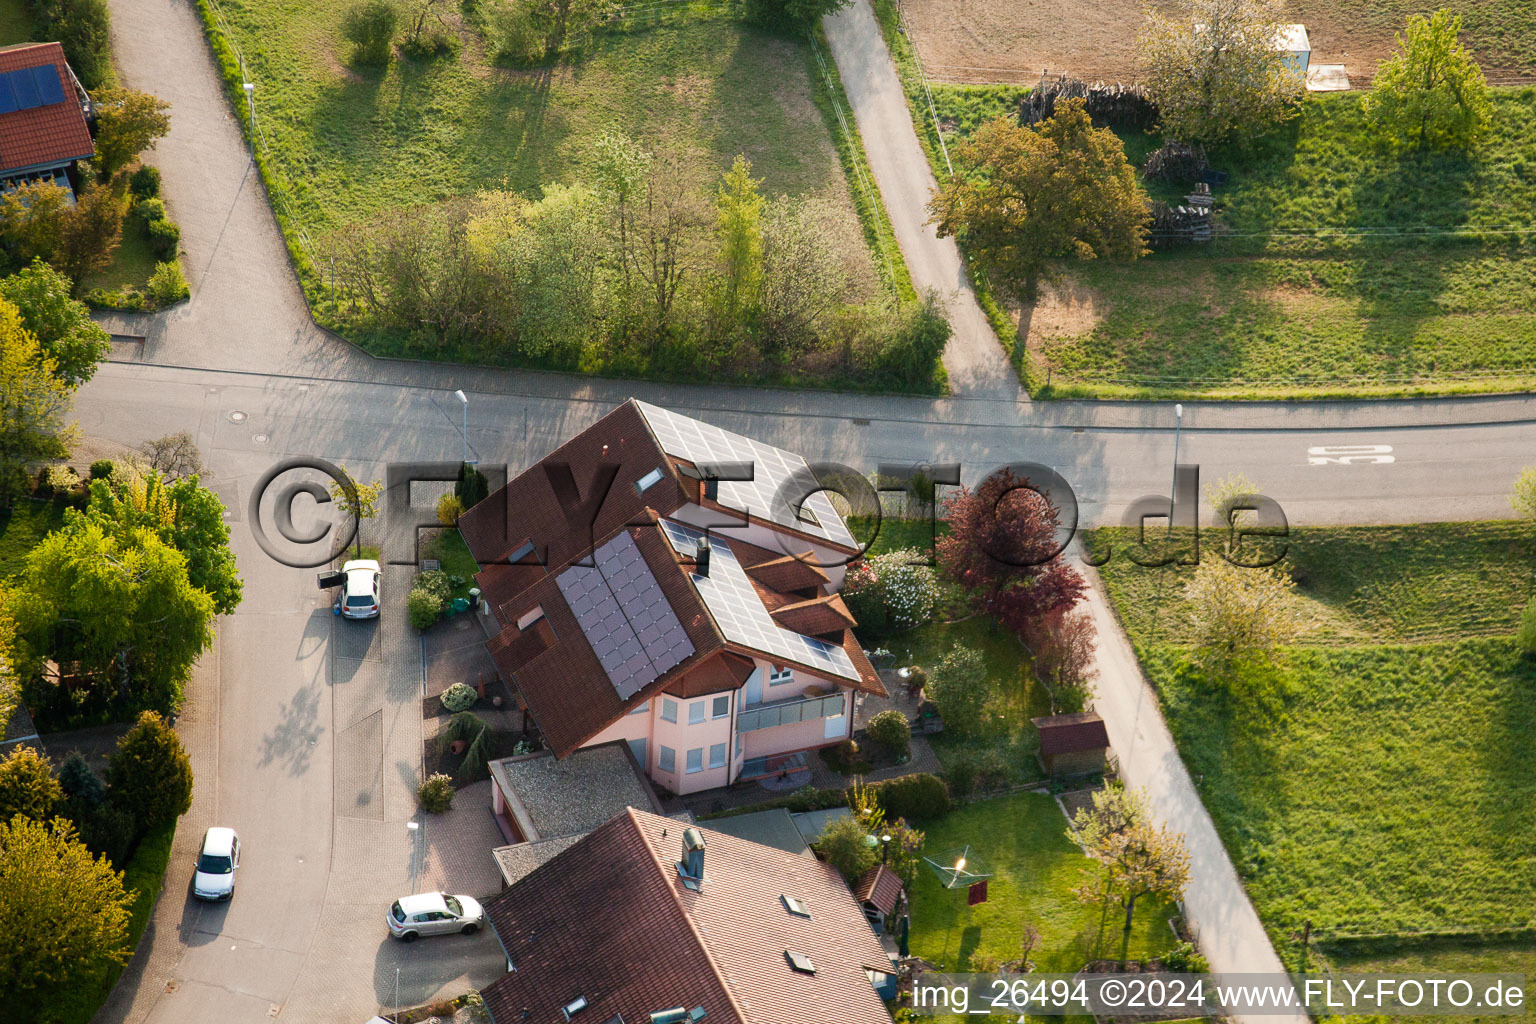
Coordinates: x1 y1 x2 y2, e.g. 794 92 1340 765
1274 23 1311 75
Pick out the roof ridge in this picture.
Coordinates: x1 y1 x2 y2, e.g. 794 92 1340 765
628 808 755 1024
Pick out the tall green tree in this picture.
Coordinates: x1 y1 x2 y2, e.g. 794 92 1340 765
712 154 765 325
54 181 126 284
89 88 173 180
929 101 1149 303
592 131 653 299
1138 0 1304 145
0 815 132 1016
1366 10 1491 152
0 260 111 387
81 473 243 615
0 299 76 504
8 519 216 712
0 746 62 822
329 466 383 558
29 0 114 89
341 0 398 64
107 711 193 827
1184 556 1303 676
737 0 852 31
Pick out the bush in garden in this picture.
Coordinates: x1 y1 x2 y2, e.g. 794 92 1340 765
107 711 193 827
40 464 79 496
814 812 878 882
436 492 463 525
61 797 139 867
1520 595 1536 656
0 745 62 822
925 646 991 735
440 682 477 712
147 216 180 260
408 587 443 629
134 197 167 226
58 751 106 805
864 709 910 759
873 772 950 821
128 165 161 201
415 569 452 601
1161 940 1210 973
342 0 398 65
843 548 938 633
89 459 114 480
147 260 189 306
417 772 454 813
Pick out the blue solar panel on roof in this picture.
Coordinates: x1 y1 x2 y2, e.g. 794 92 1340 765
0 75 18 115
10 68 41 109
33 65 65 106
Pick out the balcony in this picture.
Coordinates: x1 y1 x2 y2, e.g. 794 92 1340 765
737 692 844 733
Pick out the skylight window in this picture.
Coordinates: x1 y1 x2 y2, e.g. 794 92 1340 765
509 540 538 564
649 1010 687 1024
781 895 811 918
785 950 816 975
563 996 589 1019
636 467 666 493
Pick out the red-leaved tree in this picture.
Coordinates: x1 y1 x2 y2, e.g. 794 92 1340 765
936 468 1086 634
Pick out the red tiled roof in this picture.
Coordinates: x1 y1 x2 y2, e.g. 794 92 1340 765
482 807 894 1024
771 593 857 637
1031 712 1111 755
745 552 831 594
0 44 92 175
854 864 905 917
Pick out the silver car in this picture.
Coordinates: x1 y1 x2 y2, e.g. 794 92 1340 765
339 559 381 619
193 827 240 901
386 892 485 941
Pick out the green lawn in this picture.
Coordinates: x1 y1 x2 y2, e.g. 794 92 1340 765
908 793 1179 979
1298 0 1536 72
194 1 924 386
1330 943 1535 1024
1091 523 1536 967
81 214 161 298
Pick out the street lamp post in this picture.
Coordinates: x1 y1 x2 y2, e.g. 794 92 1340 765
406 821 420 894
880 834 892 864
1168 403 1184 546
242 82 255 162
454 390 474 466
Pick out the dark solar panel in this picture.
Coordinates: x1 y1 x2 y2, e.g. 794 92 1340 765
33 65 65 106
0 75 17 115
556 532 693 699
11 68 41 109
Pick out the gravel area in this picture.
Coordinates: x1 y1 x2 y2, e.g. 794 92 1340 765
489 743 660 840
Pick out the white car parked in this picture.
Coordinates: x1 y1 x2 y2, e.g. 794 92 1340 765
386 892 485 941
192 827 240 901
339 559 381 619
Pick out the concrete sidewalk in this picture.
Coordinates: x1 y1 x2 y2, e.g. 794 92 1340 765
1075 547 1307 1024
822 0 1026 404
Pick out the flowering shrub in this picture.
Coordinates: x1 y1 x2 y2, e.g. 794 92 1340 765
843 548 938 633
440 682 477 712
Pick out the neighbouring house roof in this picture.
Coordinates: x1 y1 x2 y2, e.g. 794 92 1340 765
0 44 92 176
459 400 884 759
488 742 664 843
702 808 814 857
1031 711 1111 756
480 807 895 1024
854 864 904 918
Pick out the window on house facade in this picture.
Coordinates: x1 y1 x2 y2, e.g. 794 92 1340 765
689 701 706 725
627 701 650 716
709 743 726 769
712 695 730 719
658 745 676 773
686 748 704 774
661 698 678 723
768 665 794 686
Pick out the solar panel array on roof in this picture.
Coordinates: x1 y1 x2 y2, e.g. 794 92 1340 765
556 531 694 699
659 520 859 682
636 402 856 550
0 65 66 115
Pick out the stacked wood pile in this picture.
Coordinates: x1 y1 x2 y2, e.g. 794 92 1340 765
1019 75 1159 132
1147 201 1212 249
1142 141 1209 185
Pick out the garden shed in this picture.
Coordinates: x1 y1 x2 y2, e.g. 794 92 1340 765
854 863 905 933
1031 711 1110 778
1273 24 1311 75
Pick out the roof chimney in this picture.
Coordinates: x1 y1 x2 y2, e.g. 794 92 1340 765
682 827 705 880
694 537 711 578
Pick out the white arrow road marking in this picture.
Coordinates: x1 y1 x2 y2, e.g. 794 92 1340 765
1308 444 1395 465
